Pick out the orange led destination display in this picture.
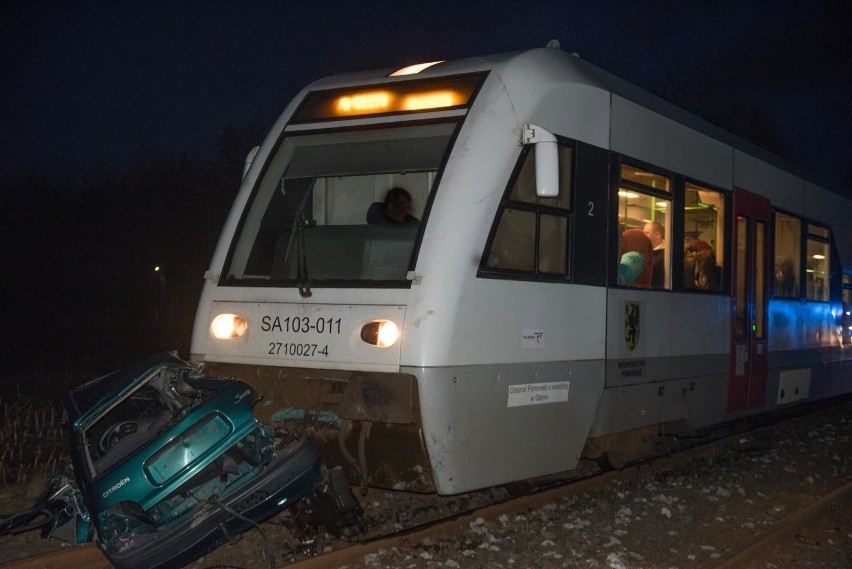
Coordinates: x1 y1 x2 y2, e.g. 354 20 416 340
292 73 487 123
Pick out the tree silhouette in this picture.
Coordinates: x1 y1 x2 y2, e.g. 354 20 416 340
1 129 254 387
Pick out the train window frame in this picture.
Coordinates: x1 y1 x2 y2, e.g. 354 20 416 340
617 162 672 290
755 220 767 338
477 142 574 281
772 210 803 299
805 222 831 302
219 119 463 289
682 181 726 293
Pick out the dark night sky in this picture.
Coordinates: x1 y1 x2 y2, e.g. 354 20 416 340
2 1 851 192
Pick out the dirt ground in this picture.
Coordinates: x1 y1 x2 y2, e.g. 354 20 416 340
1 399 850 568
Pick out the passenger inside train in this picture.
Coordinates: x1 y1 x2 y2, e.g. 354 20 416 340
643 221 666 288
684 238 721 290
620 229 654 288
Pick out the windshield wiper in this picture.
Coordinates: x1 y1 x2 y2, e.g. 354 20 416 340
282 178 316 297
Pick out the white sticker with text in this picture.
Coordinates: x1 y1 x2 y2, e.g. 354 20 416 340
507 381 570 407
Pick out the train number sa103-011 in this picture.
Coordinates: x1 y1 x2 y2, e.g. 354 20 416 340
260 315 343 359
261 315 342 335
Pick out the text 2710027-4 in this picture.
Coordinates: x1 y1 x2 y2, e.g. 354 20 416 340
268 343 329 357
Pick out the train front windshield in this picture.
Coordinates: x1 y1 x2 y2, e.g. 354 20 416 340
223 121 457 286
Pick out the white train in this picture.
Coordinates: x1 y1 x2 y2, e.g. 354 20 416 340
190 43 852 495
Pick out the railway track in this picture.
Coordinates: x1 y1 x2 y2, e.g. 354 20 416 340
2 398 850 568
710 479 852 569
285 437 852 569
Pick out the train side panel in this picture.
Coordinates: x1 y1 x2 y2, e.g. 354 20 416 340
596 290 731 434
414 356 604 493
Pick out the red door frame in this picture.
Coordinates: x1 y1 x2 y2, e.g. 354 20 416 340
728 187 771 412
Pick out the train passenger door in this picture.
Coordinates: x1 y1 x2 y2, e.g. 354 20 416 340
728 188 770 411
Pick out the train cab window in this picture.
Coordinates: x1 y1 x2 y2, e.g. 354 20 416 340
223 122 457 286
773 212 802 298
683 183 725 291
617 164 671 289
806 223 830 301
480 144 573 278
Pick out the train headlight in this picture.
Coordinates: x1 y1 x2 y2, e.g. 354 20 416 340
211 314 248 339
360 320 399 347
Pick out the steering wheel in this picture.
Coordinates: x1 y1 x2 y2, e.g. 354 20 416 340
98 420 138 453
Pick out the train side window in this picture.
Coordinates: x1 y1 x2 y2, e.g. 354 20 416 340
843 275 852 345
735 217 748 340
480 144 573 278
490 209 536 272
617 163 671 289
755 221 766 337
683 183 725 291
773 212 802 298
538 214 568 274
806 223 830 301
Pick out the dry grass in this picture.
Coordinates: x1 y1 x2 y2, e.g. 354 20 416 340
0 394 69 497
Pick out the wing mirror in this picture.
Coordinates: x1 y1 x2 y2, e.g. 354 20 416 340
521 124 559 197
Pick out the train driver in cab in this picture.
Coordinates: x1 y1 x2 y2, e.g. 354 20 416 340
366 187 420 225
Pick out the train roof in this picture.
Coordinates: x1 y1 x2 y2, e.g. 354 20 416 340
307 45 841 191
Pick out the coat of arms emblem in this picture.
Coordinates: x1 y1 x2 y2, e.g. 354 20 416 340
624 302 640 351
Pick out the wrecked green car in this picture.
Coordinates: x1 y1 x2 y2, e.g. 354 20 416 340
61 353 331 568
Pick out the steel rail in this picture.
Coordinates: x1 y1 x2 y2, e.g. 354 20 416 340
709 478 852 569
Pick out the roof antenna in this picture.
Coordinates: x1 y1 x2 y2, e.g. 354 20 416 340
546 39 560 49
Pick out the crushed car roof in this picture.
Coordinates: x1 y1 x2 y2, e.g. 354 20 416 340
63 352 188 425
